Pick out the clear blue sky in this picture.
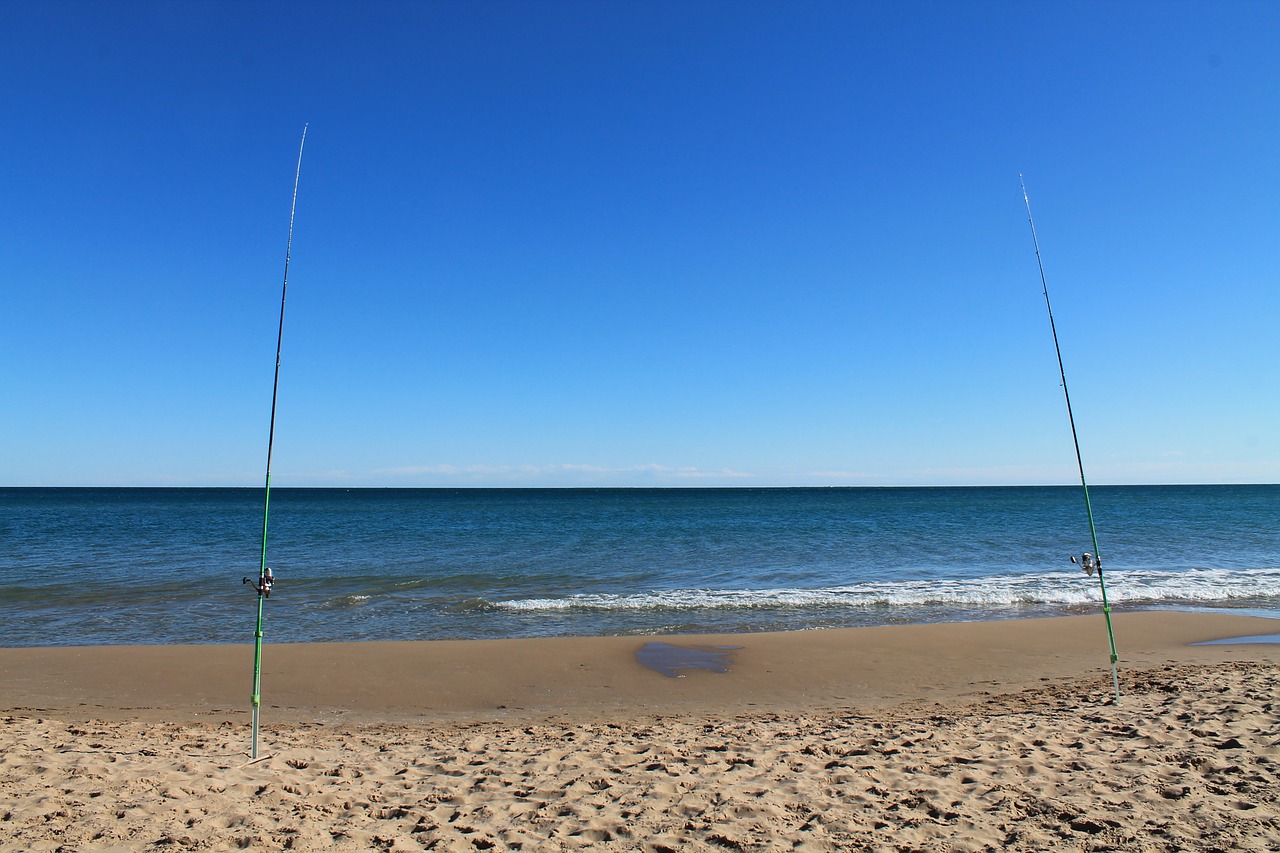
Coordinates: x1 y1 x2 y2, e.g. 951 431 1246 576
3 0 1277 487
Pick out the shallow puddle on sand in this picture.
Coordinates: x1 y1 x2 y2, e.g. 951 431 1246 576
1193 634 1280 645
636 642 743 678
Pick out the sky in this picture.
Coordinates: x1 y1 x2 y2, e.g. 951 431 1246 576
2 0 1277 488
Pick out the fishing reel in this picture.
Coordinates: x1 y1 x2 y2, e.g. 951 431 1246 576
243 567 276 598
1070 553 1099 577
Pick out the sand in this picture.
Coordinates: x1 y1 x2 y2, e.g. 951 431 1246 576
2 611 1279 851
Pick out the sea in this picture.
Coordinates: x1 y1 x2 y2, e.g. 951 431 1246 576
1 486 1278 648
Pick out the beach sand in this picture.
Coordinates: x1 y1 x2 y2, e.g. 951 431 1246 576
3 611 1279 851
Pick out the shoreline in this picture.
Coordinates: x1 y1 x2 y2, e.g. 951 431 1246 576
4 611 1278 725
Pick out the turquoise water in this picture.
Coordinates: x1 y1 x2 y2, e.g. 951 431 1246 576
1 485 1277 646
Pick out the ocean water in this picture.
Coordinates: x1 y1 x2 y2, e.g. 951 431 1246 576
1 486 1277 647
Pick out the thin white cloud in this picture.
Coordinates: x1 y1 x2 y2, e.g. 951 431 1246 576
670 468 753 479
802 470 883 481
372 462 755 484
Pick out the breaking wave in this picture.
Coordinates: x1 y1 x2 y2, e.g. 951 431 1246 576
491 567 1280 614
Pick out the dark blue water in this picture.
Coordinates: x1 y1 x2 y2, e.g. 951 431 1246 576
1 486 1277 646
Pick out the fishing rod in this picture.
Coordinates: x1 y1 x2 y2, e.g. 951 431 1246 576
244 124 307 760
1020 174 1120 703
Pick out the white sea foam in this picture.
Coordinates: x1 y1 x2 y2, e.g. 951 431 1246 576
493 567 1280 613
328 594 372 607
